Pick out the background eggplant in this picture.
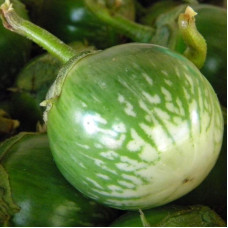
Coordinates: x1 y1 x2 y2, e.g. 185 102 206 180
28 0 136 49
110 205 226 226
0 132 120 226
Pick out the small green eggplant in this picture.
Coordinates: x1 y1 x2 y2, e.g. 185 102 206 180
36 0 136 49
110 205 226 227
0 132 119 226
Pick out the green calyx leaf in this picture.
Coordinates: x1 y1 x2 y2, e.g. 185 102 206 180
0 165 20 226
0 132 36 226
40 49 98 123
0 110 20 135
157 205 226 227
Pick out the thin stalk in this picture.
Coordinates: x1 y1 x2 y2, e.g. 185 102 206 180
178 6 207 69
0 0 76 64
139 209 151 227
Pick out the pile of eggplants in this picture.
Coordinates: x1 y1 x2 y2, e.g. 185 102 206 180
0 0 226 226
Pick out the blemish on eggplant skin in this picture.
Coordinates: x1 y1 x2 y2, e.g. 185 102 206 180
183 178 193 184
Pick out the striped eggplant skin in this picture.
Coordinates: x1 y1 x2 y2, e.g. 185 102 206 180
0 133 119 227
45 43 224 210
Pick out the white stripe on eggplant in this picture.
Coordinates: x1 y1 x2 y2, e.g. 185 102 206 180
96 173 110 180
142 91 161 104
161 70 168 76
100 150 119 160
161 87 172 101
142 73 153 85
164 79 173 86
100 134 126 149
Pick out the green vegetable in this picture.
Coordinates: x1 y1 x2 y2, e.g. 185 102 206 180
110 205 226 226
44 43 223 210
0 132 119 226
85 1 227 105
1 0 223 210
37 0 135 49
0 0 31 92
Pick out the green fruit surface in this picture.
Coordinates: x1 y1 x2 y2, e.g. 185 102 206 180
110 205 226 226
46 43 223 210
0 133 118 226
0 0 31 92
39 0 135 49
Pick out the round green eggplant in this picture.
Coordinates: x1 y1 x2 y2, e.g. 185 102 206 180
141 3 227 106
110 205 226 226
43 43 224 210
38 0 135 49
0 0 31 92
0 132 119 226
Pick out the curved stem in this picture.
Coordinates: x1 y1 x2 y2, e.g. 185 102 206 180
139 209 151 227
178 6 207 69
85 0 155 43
0 0 76 64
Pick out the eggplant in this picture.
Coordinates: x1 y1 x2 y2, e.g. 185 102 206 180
0 132 119 226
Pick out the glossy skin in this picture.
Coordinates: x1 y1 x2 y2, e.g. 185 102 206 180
39 0 135 49
0 0 31 92
141 3 227 106
45 43 223 210
110 205 226 227
0 133 119 226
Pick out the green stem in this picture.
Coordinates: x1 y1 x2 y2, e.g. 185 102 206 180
0 0 76 64
178 6 207 69
85 0 155 43
139 209 151 227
